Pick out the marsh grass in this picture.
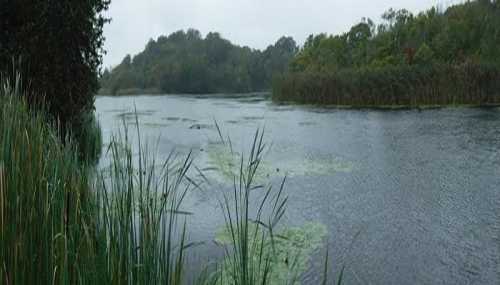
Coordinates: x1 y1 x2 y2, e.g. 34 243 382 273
0 73 94 284
75 112 103 164
273 62 500 107
88 122 197 284
0 74 333 284
205 128 331 285
0 74 196 284
218 130 288 284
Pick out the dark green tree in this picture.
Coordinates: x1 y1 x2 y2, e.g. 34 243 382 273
100 29 297 95
0 0 110 129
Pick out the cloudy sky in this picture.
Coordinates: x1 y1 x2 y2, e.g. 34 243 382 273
102 0 462 68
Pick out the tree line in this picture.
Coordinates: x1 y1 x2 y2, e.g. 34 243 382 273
274 0 500 106
100 29 297 95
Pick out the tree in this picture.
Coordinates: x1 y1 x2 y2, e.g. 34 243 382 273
100 29 296 94
414 43 435 64
0 0 111 129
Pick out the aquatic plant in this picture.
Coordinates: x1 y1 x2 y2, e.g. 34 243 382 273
273 62 500 107
0 75 334 284
74 111 103 164
0 73 94 284
0 75 194 284
215 222 327 284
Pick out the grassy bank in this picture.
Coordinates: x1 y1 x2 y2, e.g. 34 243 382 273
272 62 500 107
0 77 330 284
0 75 95 284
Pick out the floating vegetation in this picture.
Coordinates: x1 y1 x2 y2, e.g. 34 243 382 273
189 123 214 130
142 122 170 128
162 116 181 121
205 142 273 184
206 140 354 184
181 118 197 123
215 223 328 284
298 121 317 126
115 110 156 120
242 116 265 121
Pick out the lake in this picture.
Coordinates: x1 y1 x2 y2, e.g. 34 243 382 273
95 94 500 285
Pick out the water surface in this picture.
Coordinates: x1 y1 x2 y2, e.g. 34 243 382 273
96 94 500 285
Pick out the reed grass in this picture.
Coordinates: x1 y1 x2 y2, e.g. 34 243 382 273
0 74 332 284
0 72 93 284
273 62 500 107
75 112 103 164
214 129 288 284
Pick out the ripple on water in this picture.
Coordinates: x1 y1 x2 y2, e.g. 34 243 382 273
95 96 500 285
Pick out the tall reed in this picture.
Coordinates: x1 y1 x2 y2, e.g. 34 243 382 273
0 72 93 284
87 121 197 284
273 62 500 107
0 74 330 284
214 129 288 284
0 74 195 284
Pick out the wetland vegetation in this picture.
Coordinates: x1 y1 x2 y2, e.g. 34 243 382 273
273 0 500 107
0 80 332 284
1 0 500 284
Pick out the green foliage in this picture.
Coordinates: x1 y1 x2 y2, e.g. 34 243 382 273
275 0 500 106
73 112 103 164
0 75 95 284
0 1 110 124
0 1 109 162
291 0 500 71
414 43 435 65
100 30 297 94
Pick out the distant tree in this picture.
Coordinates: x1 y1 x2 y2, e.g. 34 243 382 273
414 43 435 64
288 0 500 72
100 29 296 94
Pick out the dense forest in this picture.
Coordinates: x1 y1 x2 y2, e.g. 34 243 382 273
273 0 500 106
100 29 297 94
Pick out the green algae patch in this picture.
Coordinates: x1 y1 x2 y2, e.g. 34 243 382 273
215 222 328 284
205 142 273 183
206 141 354 184
141 122 170 128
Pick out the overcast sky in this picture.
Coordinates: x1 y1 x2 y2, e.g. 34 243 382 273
102 0 462 68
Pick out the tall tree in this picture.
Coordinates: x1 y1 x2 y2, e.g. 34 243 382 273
0 0 110 128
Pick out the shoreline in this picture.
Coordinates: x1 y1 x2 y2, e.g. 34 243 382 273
96 93 500 110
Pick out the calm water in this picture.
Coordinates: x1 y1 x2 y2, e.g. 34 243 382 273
95 94 500 285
